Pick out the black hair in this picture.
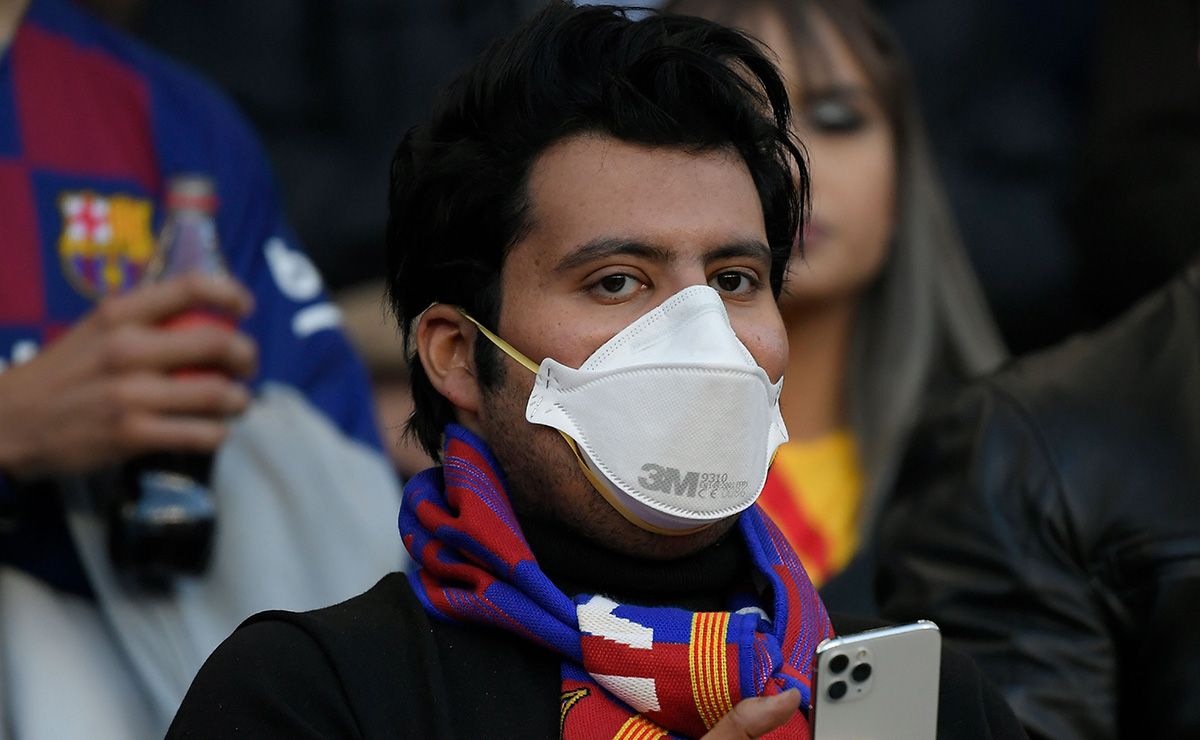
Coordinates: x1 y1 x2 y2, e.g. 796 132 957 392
386 1 808 459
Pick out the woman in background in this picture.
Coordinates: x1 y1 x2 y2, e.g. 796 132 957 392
666 0 1007 610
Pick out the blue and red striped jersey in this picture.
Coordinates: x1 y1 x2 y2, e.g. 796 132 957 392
0 0 381 448
0 0 386 589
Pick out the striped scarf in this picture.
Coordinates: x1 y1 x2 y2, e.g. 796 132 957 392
399 425 833 739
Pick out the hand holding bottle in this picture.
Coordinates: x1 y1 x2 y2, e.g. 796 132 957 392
0 273 257 478
111 175 250 584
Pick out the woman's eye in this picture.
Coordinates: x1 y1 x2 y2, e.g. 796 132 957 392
593 273 642 300
711 271 756 295
806 97 866 133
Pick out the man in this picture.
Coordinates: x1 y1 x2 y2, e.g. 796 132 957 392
0 0 402 736
170 3 1024 737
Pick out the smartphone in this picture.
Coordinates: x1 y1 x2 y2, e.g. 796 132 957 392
811 620 941 740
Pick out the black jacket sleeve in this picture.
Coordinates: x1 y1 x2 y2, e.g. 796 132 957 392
876 384 1117 740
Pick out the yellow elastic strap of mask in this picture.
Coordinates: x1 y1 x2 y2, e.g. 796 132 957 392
457 310 540 374
457 307 713 537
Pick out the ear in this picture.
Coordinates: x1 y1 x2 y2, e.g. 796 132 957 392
415 304 483 421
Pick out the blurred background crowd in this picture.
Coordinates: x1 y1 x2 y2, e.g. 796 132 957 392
2 0 1198 738
97 0 1195 344
84 0 1200 464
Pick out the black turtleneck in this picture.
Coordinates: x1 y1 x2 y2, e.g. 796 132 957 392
521 515 754 612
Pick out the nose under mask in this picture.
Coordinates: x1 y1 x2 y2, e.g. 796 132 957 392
461 284 788 534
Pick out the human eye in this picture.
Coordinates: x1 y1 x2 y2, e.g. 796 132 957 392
709 270 760 297
805 95 866 133
588 272 646 302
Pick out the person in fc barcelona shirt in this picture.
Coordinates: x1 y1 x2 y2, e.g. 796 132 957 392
170 3 1024 738
0 0 403 736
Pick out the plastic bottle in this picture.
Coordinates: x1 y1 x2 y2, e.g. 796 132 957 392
108 175 227 589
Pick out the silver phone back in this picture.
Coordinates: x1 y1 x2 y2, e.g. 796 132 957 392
811 620 941 740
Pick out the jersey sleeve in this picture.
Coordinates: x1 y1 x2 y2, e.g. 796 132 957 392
147 65 383 452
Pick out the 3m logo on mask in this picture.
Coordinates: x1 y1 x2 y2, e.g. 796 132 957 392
638 464 749 499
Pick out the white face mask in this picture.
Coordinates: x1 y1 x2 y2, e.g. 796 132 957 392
463 285 788 534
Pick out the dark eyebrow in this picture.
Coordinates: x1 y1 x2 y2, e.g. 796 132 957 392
704 240 772 264
553 238 674 274
554 237 773 274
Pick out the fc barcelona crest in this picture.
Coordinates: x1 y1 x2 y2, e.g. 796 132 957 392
57 191 156 299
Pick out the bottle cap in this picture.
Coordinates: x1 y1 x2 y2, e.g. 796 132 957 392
165 175 218 213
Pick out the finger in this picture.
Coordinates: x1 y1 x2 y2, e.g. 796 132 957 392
114 374 251 417
103 325 258 377
119 412 231 456
92 273 254 328
703 689 801 740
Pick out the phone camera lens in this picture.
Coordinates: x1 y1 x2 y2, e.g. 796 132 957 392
828 681 847 700
829 654 849 674
851 663 872 683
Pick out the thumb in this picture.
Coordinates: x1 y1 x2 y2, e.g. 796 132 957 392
701 688 802 739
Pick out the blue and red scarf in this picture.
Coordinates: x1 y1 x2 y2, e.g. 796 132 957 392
399 425 834 739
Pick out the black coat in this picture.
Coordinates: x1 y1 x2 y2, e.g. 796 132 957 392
879 262 1200 740
168 570 1025 738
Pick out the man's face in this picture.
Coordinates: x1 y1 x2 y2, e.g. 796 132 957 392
477 133 787 558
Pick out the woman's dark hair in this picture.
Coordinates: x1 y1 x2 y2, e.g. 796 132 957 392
386 1 808 459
